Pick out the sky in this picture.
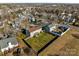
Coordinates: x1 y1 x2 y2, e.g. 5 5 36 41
0 0 79 3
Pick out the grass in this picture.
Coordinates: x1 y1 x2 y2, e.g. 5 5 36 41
16 32 27 47
39 27 79 56
25 32 56 52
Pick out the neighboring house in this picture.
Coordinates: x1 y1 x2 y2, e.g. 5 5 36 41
58 25 69 32
21 28 30 37
42 24 57 32
64 15 76 23
28 15 37 24
0 37 18 52
42 25 50 32
49 24 57 32
50 31 62 36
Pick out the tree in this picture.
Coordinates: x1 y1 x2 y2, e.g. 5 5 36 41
13 48 21 56
23 47 31 55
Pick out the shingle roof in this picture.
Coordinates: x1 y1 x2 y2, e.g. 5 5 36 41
29 25 41 32
0 37 18 49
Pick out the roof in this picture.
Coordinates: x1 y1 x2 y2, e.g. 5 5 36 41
29 25 41 32
49 24 57 28
0 37 18 49
49 24 54 28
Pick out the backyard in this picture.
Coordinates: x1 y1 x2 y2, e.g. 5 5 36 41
25 32 56 52
39 26 79 56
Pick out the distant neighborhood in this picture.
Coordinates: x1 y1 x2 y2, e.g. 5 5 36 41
0 4 79 56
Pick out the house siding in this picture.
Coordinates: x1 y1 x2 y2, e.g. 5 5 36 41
30 28 42 37
50 26 56 32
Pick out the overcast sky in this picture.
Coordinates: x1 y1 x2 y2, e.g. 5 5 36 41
0 0 79 3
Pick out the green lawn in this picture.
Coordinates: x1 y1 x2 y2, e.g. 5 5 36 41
25 32 56 52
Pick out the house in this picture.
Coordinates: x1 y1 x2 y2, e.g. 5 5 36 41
42 25 50 32
50 24 69 36
58 25 69 32
64 14 76 23
50 31 62 36
0 37 18 52
21 28 30 37
49 24 57 32
28 25 42 37
42 24 57 32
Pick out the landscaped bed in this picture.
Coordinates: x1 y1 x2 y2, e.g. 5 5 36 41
25 32 56 52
